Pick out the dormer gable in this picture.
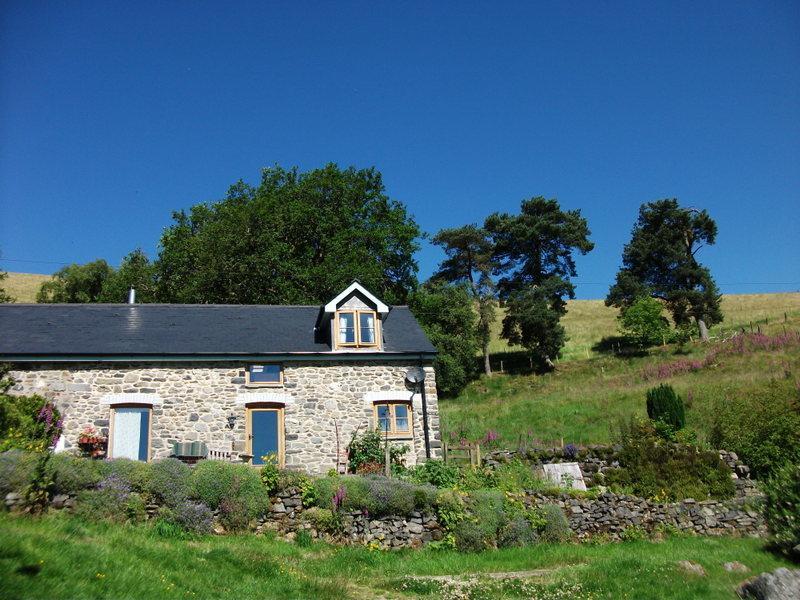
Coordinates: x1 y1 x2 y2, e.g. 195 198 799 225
324 282 388 351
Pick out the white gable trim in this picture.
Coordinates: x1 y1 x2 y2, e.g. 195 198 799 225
101 393 162 406
324 281 389 315
364 390 414 403
236 392 294 405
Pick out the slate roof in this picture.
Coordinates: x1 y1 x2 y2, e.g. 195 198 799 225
0 304 436 359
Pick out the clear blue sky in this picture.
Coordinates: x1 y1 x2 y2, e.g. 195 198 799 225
1 1 798 299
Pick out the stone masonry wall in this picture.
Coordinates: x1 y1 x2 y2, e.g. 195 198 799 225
8 361 441 473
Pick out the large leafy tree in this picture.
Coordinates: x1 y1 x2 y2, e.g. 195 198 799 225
155 164 420 305
408 281 479 396
486 197 594 367
606 199 722 340
36 260 113 303
99 249 158 303
431 225 497 376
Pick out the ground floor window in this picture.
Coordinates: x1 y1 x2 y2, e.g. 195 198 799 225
246 406 284 466
373 401 412 437
109 405 151 461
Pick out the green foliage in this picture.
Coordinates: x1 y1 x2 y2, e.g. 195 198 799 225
155 164 420 305
36 259 113 303
46 453 104 495
260 454 280 495
346 429 407 473
295 529 314 547
147 458 192 508
99 458 153 494
486 197 594 366
75 477 147 524
761 461 800 559
430 224 497 375
156 501 213 535
189 460 269 524
312 475 434 517
301 507 340 533
620 525 649 542
709 379 800 479
0 450 36 496
0 268 13 303
405 459 460 488
537 503 572 543
619 296 671 348
606 199 723 335
646 384 686 432
607 418 734 501
0 393 62 452
497 515 539 548
408 281 480 396
98 249 158 303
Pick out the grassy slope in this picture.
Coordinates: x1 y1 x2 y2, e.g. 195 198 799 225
3 272 51 303
490 293 800 362
0 512 792 600
443 304 800 446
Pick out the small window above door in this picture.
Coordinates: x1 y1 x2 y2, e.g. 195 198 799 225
246 364 283 386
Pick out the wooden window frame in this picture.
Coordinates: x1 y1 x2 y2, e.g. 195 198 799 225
108 403 153 462
335 309 380 349
245 404 285 468
373 401 413 438
245 364 284 387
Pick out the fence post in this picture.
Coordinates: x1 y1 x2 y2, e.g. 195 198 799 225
442 441 448 463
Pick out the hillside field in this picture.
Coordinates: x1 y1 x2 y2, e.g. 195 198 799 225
3 272 51 303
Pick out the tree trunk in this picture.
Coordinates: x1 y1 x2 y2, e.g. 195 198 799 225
697 318 709 342
483 344 492 377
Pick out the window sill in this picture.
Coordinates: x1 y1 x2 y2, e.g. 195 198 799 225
244 383 284 389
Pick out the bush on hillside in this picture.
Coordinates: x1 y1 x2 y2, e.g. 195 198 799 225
312 474 435 517
346 429 407 474
538 503 572 543
0 394 62 452
75 475 146 524
606 418 734 501
646 384 685 432
46 453 104 495
147 458 192 508
100 458 153 494
404 459 460 488
157 500 214 535
762 461 800 560
709 379 800 479
497 515 539 548
618 296 671 348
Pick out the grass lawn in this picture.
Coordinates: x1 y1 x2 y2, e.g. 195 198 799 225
0 512 792 599
442 314 800 446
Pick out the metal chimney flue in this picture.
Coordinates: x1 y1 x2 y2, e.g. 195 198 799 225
128 288 136 304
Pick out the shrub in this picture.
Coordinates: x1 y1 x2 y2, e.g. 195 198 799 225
646 384 685 431
709 379 800 479
492 459 545 492
295 529 313 547
497 515 538 548
452 490 505 551
0 394 63 452
260 454 280 495
301 507 340 533
0 450 36 496
619 296 671 348
453 519 491 552
346 429 407 473
158 500 214 535
190 460 268 523
312 475 434 517
148 458 192 508
47 453 104 495
608 418 734 501
538 504 571 542
406 460 460 488
100 458 152 494
74 475 146 523
762 461 800 559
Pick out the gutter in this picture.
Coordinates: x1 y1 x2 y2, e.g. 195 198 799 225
1 352 437 363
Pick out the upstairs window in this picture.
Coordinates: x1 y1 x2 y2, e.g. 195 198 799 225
337 310 378 348
246 364 283 386
374 402 412 437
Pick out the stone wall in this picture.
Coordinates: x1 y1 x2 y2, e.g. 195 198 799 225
525 491 766 540
8 361 440 473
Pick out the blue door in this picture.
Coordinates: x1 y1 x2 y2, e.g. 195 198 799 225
250 410 281 465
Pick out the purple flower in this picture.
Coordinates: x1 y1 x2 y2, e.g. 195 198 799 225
332 485 347 512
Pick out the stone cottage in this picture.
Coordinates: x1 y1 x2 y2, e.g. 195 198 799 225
0 282 440 473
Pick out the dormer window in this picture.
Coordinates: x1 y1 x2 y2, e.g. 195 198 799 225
337 310 377 347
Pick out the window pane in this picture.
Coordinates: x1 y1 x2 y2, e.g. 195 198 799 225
249 364 281 383
394 404 409 431
339 312 355 343
359 312 376 344
377 405 390 431
112 408 149 461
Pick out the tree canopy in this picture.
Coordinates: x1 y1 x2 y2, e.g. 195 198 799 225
606 199 722 339
431 225 496 375
155 164 420 305
36 260 113 303
486 197 594 366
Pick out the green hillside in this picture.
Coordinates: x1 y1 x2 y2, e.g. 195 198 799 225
2 272 51 303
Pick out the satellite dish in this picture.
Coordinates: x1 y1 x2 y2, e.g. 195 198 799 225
405 366 426 385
